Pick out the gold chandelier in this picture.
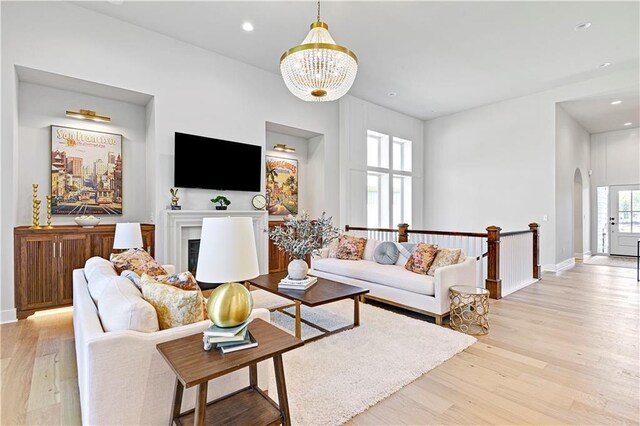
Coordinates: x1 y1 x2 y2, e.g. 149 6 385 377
280 1 358 102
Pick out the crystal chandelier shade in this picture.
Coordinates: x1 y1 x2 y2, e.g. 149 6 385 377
280 18 358 102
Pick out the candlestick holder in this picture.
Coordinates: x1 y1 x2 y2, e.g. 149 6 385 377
30 183 42 229
45 195 53 228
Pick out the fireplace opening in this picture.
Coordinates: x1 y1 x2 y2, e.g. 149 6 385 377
188 238 221 290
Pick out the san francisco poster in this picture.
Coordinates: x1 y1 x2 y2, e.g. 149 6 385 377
51 125 123 215
266 156 298 215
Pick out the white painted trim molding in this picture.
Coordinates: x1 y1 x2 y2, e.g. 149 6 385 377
542 258 576 273
162 210 269 275
1 309 17 324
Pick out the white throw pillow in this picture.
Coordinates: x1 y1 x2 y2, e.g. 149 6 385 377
84 256 117 283
363 239 381 261
98 277 159 332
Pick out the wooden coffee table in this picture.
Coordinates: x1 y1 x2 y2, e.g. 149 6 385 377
248 271 369 342
157 319 303 426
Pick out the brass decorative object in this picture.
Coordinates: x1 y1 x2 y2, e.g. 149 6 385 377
45 195 53 228
206 282 253 328
65 109 111 122
169 188 181 210
30 184 42 229
449 285 489 335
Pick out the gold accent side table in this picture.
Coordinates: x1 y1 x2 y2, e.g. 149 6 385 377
449 285 489 335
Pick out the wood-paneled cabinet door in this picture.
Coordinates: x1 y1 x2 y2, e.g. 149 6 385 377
142 229 155 257
58 234 91 305
18 235 58 310
91 233 115 259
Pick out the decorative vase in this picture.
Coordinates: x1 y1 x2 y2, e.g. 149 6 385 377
215 206 228 210
206 282 253 327
288 259 309 280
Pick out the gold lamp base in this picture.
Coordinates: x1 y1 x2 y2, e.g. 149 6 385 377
206 282 253 328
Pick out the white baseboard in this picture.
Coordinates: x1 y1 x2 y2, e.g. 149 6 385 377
542 258 576 273
0 309 17 324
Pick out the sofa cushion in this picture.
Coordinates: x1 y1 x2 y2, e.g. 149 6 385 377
427 248 462 276
374 242 400 265
394 242 416 266
98 277 159 332
110 248 168 277
84 256 117 282
142 271 208 320
85 257 119 304
363 239 381 261
405 243 438 274
313 258 435 296
336 235 367 260
141 279 204 330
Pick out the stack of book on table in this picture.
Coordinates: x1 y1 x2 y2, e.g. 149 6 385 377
203 319 257 353
278 275 318 290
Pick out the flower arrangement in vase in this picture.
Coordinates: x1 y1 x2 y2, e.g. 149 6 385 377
269 211 340 280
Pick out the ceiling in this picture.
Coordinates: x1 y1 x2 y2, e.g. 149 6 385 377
560 87 640 134
75 1 640 120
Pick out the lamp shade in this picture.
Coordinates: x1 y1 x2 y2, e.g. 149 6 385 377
196 217 260 283
113 223 143 249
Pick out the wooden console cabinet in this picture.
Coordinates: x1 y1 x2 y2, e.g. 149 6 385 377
14 224 155 319
268 221 310 273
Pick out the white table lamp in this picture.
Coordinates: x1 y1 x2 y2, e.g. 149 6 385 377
196 217 259 283
113 222 144 250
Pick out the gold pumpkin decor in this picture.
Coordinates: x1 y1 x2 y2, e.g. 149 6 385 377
206 282 253 328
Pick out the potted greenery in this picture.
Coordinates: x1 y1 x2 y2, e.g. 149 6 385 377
211 195 231 210
270 211 340 279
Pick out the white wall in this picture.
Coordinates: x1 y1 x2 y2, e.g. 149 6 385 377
423 66 638 269
555 105 590 263
590 127 640 253
1 1 341 321
17 82 149 225
339 95 424 229
265 131 312 219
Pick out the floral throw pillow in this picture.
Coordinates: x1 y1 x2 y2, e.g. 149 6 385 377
336 235 367 260
405 243 439 274
427 248 462 276
141 279 204 330
142 272 208 320
110 248 167 277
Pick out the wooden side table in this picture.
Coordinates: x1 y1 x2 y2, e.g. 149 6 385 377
157 319 303 426
449 286 490 335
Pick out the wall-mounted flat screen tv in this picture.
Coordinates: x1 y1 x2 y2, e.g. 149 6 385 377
174 132 262 192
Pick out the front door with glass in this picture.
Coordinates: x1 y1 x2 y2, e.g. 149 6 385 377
609 185 640 256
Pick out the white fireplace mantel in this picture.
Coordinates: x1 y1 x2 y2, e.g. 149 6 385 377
162 210 269 275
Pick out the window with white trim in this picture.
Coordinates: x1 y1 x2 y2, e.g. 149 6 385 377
366 130 412 228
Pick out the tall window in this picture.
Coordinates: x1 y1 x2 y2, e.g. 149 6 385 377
367 130 412 228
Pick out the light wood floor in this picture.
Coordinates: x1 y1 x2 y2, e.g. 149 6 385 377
1 263 638 425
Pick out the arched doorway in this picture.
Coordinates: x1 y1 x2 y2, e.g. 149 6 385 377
573 168 583 259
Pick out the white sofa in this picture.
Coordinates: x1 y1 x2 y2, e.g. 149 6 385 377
73 258 271 425
311 241 476 324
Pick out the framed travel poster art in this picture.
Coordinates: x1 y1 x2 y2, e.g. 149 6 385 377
266 156 298 215
51 125 123 215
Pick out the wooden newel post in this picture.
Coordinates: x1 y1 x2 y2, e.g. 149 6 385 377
529 223 541 279
398 223 409 243
486 225 502 299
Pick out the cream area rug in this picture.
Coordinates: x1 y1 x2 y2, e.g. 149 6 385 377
252 291 476 425
585 255 637 269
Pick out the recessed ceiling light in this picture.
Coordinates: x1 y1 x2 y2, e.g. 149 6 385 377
624 122 633 126
388 92 397 97
242 22 254 32
611 100 622 105
574 22 591 31
598 62 611 68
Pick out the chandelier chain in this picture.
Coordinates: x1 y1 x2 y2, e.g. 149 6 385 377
317 0 321 22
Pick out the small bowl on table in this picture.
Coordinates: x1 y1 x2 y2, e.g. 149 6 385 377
75 217 101 228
